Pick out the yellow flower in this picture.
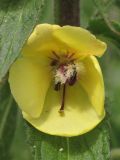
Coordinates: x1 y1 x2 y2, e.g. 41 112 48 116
9 24 107 137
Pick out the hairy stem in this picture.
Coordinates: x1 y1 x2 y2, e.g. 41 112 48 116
54 0 80 26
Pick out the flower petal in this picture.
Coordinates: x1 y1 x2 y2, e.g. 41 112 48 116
53 26 107 57
9 57 51 118
23 82 105 137
22 24 67 56
79 56 105 116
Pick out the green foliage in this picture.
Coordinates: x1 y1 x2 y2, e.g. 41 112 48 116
100 40 120 149
87 1 120 159
81 0 96 27
10 114 33 160
90 0 120 53
0 81 17 160
115 0 120 7
0 0 46 80
26 119 110 160
88 19 120 55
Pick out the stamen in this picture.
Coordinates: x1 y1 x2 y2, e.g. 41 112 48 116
54 82 61 91
52 51 60 59
59 84 66 113
50 59 58 66
68 70 77 86
68 53 75 59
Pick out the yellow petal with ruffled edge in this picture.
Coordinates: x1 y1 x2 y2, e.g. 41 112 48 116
9 57 51 118
23 81 105 137
79 56 105 116
22 24 67 57
53 26 107 57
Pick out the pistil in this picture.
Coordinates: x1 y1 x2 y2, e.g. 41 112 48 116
59 84 66 113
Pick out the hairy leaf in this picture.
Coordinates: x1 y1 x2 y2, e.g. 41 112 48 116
26 119 110 160
0 81 18 159
88 18 120 56
0 0 46 80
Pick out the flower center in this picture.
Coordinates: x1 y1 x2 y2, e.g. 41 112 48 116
54 63 78 87
50 51 84 113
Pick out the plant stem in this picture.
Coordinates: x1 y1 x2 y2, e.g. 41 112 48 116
54 0 80 26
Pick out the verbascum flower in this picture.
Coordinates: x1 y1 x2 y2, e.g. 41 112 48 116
9 24 107 137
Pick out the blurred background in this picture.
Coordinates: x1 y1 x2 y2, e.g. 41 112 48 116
3 0 120 159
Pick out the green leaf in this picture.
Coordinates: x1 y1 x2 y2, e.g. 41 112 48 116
88 18 120 55
80 0 96 27
92 0 120 36
0 0 47 80
115 0 120 7
26 119 110 160
0 80 18 159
